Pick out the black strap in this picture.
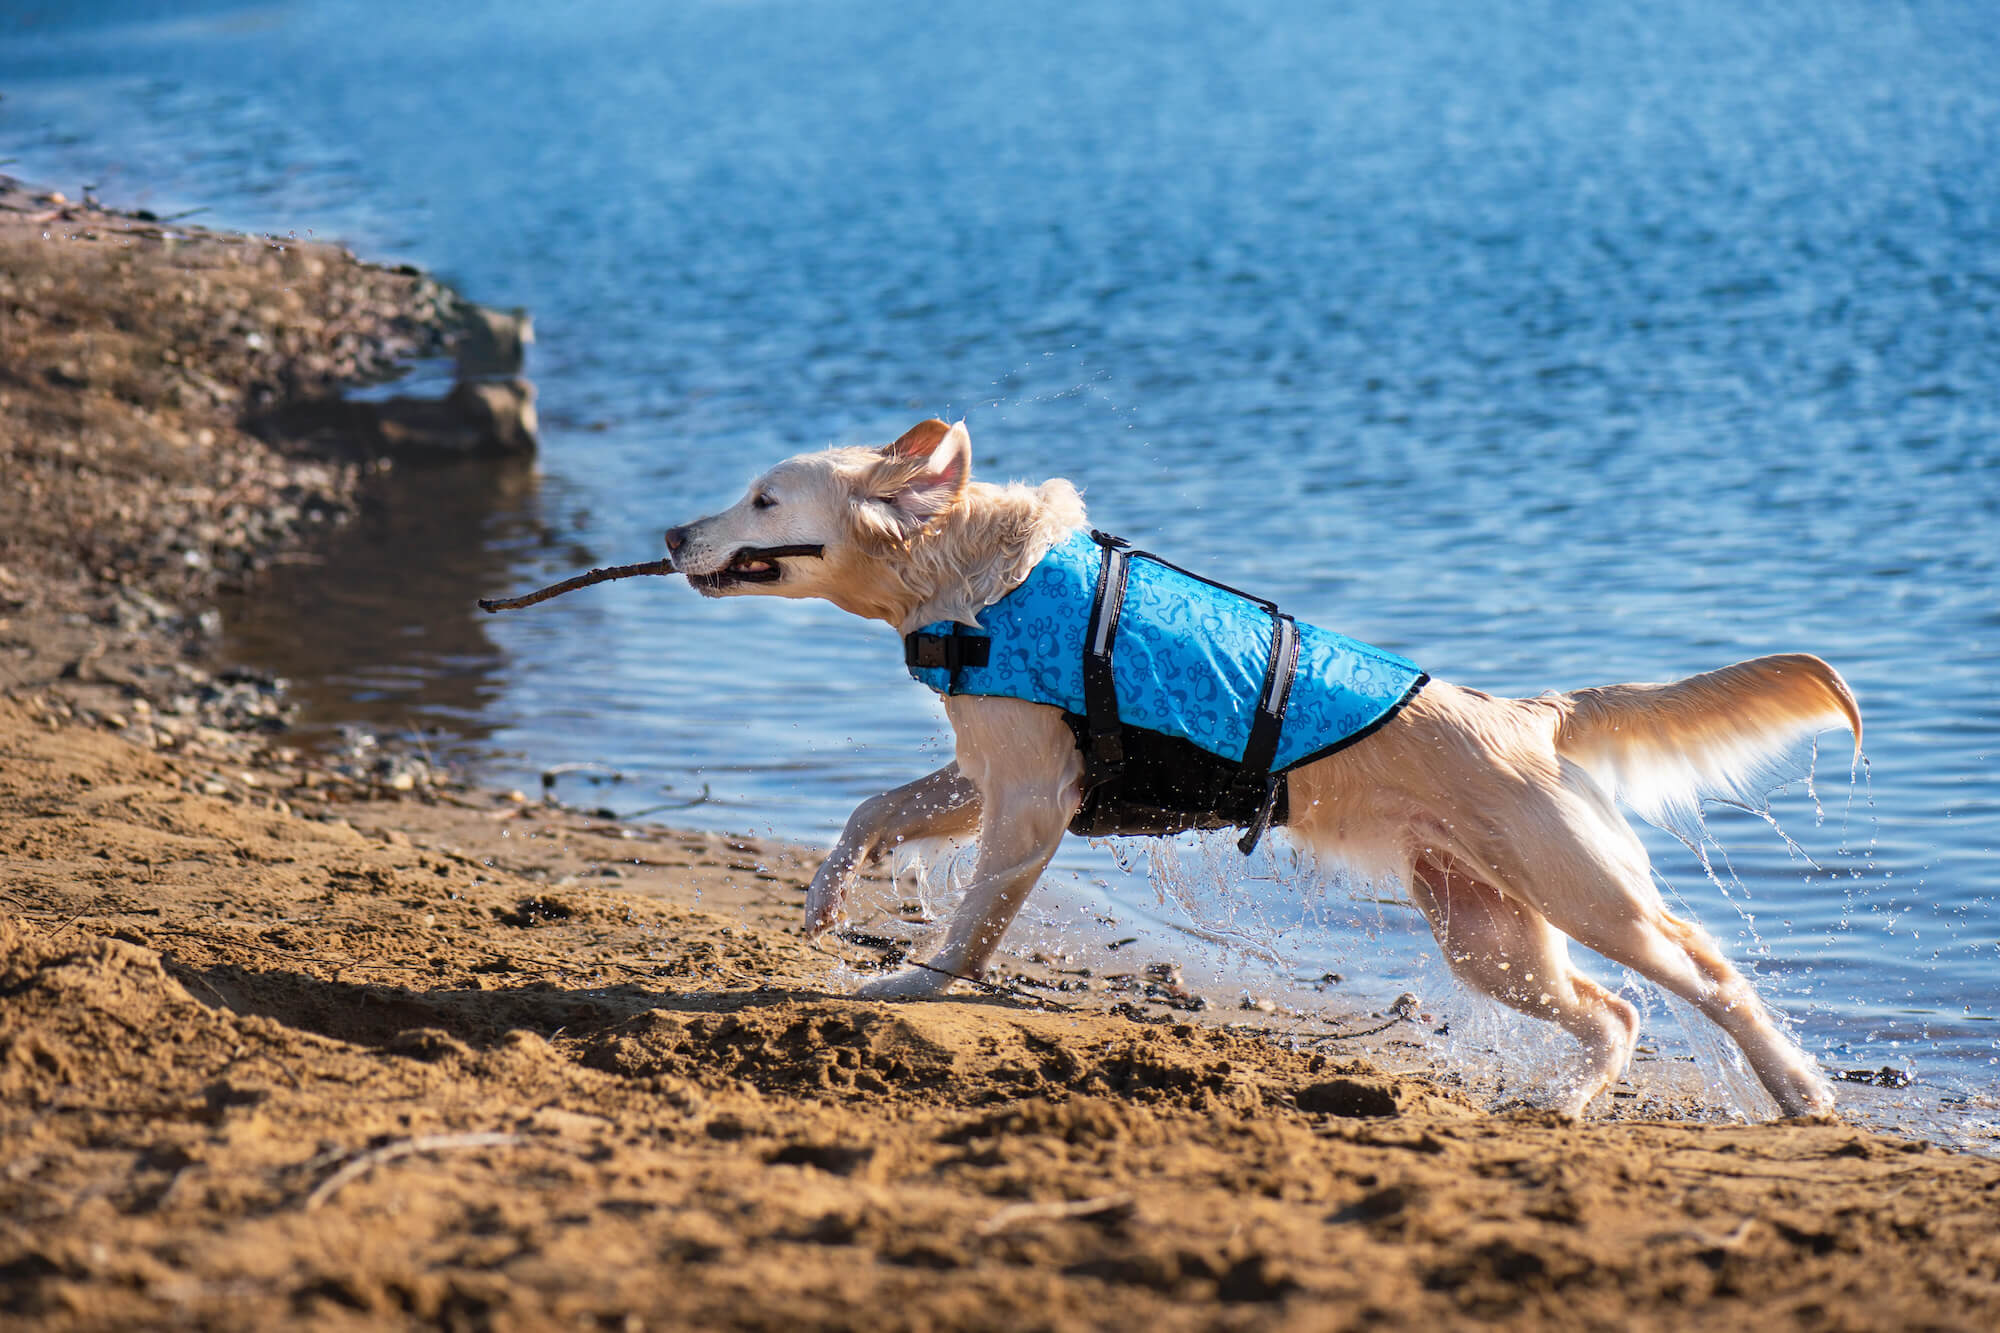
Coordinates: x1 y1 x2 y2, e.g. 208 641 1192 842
903 625 991 681
1081 533 1131 782
1237 781 1285 855
1236 612 1299 854
1240 613 1298 775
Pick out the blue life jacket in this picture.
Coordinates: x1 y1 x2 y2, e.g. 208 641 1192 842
905 529 1426 850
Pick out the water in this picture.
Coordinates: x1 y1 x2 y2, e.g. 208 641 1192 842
6 0 1996 1134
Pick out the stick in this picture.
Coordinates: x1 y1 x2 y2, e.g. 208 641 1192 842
304 1132 531 1209
1303 1017 1404 1043
478 559 677 613
977 1193 1136 1235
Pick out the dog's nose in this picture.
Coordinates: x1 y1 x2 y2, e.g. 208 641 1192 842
663 526 688 554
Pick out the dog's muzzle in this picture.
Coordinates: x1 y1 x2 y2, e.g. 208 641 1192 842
682 543 826 589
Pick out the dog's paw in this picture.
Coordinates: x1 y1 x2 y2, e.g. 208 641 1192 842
851 965 955 1001
804 860 857 941
1773 1072 1840 1121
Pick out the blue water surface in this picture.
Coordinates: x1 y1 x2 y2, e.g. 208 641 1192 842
5 0 1995 1125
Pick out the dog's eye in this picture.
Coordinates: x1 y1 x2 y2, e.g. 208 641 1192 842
752 492 776 511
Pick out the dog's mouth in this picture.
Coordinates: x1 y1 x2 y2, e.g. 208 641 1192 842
684 543 825 591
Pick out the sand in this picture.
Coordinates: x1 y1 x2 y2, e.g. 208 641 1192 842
3 177 1998 1331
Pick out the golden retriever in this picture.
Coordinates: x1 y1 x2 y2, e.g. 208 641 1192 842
663 418 1861 1118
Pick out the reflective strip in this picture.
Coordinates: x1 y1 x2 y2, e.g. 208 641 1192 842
1081 539 1131 773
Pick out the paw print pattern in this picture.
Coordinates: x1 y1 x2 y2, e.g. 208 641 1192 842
1112 556 1267 762
1273 622 1424 771
907 532 1094 711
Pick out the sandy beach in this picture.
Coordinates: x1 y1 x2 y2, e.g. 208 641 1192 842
4 181 1999 1330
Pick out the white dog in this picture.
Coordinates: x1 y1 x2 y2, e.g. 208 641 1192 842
663 419 1861 1118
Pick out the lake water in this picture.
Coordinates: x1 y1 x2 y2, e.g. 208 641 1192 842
5 0 1995 1137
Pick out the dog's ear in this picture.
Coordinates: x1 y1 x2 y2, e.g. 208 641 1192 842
885 417 955 461
880 418 970 517
854 419 971 550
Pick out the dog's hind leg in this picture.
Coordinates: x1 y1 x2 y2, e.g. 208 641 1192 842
1480 765 1835 1118
1409 857 1640 1117
806 764 980 939
1549 897 1835 1118
853 697 1080 1000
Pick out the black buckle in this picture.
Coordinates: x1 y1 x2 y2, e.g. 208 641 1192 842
904 630 991 673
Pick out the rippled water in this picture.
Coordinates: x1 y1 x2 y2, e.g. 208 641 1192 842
6 0 1996 1130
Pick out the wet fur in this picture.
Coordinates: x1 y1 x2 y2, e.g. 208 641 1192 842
665 420 1861 1118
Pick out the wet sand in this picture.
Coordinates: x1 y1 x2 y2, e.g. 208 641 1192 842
4 179 1999 1330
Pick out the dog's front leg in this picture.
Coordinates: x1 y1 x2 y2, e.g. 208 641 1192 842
854 698 1080 1000
805 763 980 939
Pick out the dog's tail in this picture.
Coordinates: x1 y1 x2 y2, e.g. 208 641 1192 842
1548 653 1862 825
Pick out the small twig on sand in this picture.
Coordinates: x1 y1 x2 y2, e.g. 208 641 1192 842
1304 1016 1405 1044
1655 1215 1760 1251
978 1193 1136 1235
478 559 677 613
624 784 713 817
904 957 1079 1010
304 1132 531 1210
47 910 88 942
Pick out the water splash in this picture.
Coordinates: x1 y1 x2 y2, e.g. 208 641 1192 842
816 741 1997 1145
886 835 978 924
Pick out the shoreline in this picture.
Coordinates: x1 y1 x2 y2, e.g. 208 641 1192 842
4 179 1999 1328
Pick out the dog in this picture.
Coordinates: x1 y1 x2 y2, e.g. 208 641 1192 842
662 418 1861 1118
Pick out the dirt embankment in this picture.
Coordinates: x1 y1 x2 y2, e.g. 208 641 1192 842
2 177 455 602
4 181 1999 1331
2 175 461 780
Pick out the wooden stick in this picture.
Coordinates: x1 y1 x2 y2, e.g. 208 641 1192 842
304 1132 531 1209
977 1193 1136 1235
478 559 677 613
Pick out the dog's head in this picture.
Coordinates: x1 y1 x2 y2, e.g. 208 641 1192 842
664 418 971 610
